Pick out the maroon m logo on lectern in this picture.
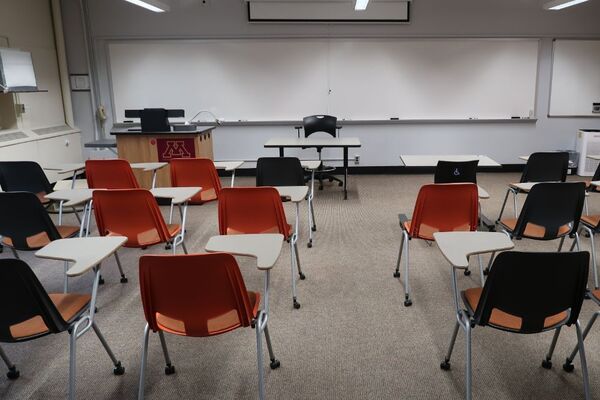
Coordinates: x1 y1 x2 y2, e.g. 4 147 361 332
156 138 195 162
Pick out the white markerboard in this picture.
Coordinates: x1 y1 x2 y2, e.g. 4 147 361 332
550 40 600 117
108 38 539 122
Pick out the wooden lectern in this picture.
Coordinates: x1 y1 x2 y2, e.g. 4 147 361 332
110 126 214 188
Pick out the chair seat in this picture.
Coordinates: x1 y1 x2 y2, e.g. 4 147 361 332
2 225 80 250
462 287 568 331
499 218 571 239
109 224 181 248
156 291 261 337
9 293 91 340
581 215 600 230
403 220 471 241
591 289 600 304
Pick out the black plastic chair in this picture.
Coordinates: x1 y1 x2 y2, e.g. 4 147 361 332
0 192 80 257
297 115 343 190
441 251 591 400
497 152 569 222
0 258 124 396
0 161 54 205
434 160 478 184
498 182 585 247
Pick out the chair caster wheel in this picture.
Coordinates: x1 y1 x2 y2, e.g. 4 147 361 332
563 362 575 373
113 362 125 375
440 361 451 371
165 244 172 250
338 182 343 187
585 292 591 299
6 367 19 380
393 271 400 278
404 298 413 307
542 359 552 369
293 300 301 309
483 268 489 276
165 364 175 375
311 226 316 232
307 242 312 248
99 276 105 285
120 277 128 283
270 359 281 370
299 272 306 280
464 269 471 276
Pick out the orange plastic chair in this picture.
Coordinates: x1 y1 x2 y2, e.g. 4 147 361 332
137 253 280 400
169 158 222 204
218 187 305 309
85 159 139 189
394 183 479 306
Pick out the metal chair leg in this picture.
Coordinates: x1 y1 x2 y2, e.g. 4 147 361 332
264 325 281 369
294 241 305 280
558 236 566 252
394 231 405 278
542 327 562 369
477 255 485 285
181 240 189 255
585 227 599 289
10 247 19 259
440 321 460 370
256 316 266 400
92 322 124 374
138 323 151 400
496 188 511 223
158 331 175 375
114 252 128 283
512 190 519 219
289 241 300 309
403 231 412 307
563 312 599 373
576 321 592 400
0 345 19 380
465 323 473 400
68 328 77 400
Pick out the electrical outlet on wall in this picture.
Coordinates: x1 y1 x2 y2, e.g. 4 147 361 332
354 154 360 165
15 103 25 116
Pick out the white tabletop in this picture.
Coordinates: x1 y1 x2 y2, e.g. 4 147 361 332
45 188 96 207
509 182 538 192
214 161 244 171
519 156 529 161
301 160 322 170
44 163 86 174
53 179 89 191
477 186 490 199
130 162 168 172
205 234 284 270
399 155 501 167
587 155 600 161
35 236 127 277
150 187 201 204
274 186 309 202
433 232 514 269
265 137 361 148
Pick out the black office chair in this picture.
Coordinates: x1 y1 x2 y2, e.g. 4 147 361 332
497 152 569 222
0 161 54 206
0 258 124 396
296 115 343 191
434 160 478 184
441 251 591 400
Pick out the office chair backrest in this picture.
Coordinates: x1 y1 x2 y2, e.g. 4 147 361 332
0 258 68 342
170 158 222 203
93 189 171 247
0 161 53 196
139 253 256 337
409 183 479 240
521 152 569 183
218 187 289 237
0 192 61 250
474 251 589 333
434 160 479 184
303 115 337 138
85 159 139 189
513 182 585 240
256 157 305 187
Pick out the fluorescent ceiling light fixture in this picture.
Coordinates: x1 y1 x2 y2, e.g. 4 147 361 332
355 0 369 10
543 0 589 10
124 0 170 12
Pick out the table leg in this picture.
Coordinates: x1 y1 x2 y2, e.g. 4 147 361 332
78 201 89 237
343 147 348 200
151 171 158 189
230 170 236 187
279 147 284 157
71 171 77 189
58 200 65 225
308 169 315 248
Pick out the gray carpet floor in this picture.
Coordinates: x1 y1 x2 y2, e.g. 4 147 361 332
0 173 599 400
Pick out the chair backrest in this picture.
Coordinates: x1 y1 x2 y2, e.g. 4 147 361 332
170 158 222 203
0 161 53 196
256 157 305 187
409 183 479 239
92 189 171 247
0 258 68 342
218 187 289 236
434 160 479 184
85 159 139 189
303 115 337 138
473 251 589 333
521 152 569 183
0 192 61 250
139 253 255 337
512 182 585 239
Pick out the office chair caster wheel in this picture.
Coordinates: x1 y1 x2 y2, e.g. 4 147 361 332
404 297 412 307
440 360 451 371
165 364 176 375
393 271 400 278
6 367 19 380
541 359 552 369
312 226 317 232
270 359 281 369
307 242 312 248
563 361 575 373
165 244 172 250
464 269 471 276
120 276 128 283
99 275 105 285
299 272 306 280
293 300 301 309
113 362 125 376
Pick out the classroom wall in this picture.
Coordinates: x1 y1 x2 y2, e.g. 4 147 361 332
61 0 600 166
